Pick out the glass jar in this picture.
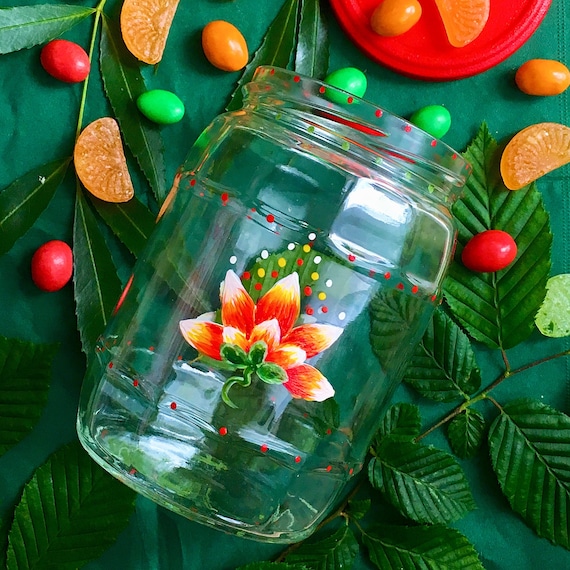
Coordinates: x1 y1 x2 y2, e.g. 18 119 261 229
76 66 470 543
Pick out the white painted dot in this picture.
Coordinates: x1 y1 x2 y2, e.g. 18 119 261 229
261 250 269 259
338 312 346 320
314 256 322 264
288 243 296 251
308 232 316 240
325 279 333 287
229 255 237 264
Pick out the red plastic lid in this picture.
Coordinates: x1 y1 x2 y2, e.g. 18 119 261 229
329 0 552 81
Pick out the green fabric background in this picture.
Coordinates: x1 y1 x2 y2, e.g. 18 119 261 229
0 0 569 568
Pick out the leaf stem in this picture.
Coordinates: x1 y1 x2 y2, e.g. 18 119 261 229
415 347 570 442
75 0 107 140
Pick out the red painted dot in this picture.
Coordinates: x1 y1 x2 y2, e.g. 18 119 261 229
129 468 137 475
375 109 383 117
368 269 376 277
319 85 326 93
294 75 301 82
108 362 113 369
347 96 354 104
412 285 419 294
321 306 328 313
326 428 332 435
254 283 263 291
149 346 155 352
260 444 268 453
266 214 275 223
304 286 312 296
431 294 438 302
349 468 354 475
396 282 405 290
294 456 302 463
384 272 391 280
348 254 356 262
271 270 279 278
221 192 229 202
127 340 132 345
190 178 196 186
242 271 251 280
170 402 177 410
452 153 458 160
177 355 183 360
326 465 332 472
269 68 275 75
431 140 437 147
306 307 314 316
219 426 228 436
251 207 256 212
133 379 139 387
404 125 412 132
296 259 304 266
199 192 204 197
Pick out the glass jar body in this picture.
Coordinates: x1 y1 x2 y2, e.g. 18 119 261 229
77 68 469 543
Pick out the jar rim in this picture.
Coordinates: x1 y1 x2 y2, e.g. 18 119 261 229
245 66 471 191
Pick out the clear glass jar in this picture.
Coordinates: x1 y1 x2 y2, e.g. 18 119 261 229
77 66 470 543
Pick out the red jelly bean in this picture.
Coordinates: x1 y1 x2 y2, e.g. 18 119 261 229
461 230 517 273
40 39 90 83
31 240 73 292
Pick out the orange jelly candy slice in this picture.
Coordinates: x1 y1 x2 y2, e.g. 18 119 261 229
434 0 490 47
500 122 570 190
74 117 135 203
120 0 180 64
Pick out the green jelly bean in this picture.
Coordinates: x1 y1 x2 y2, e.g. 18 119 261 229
409 105 451 139
324 67 367 104
136 89 185 125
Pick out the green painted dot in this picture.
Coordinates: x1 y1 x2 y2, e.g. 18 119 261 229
275 113 282 120
427 184 436 193
404 171 412 180
374 157 383 165
341 140 350 151
308 125 315 133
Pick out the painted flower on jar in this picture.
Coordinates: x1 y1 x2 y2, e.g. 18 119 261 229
179 270 342 406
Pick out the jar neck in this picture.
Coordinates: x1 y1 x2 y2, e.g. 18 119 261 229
241 67 471 206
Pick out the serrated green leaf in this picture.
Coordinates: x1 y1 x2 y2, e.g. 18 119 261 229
488 399 570 549
88 194 156 258
448 408 486 459
403 309 481 402
226 0 301 112
73 188 122 362
0 336 58 456
347 498 371 520
294 0 329 78
100 16 166 203
375 402 421 444
0 5 95 54
286 524 359 569
0 158 71 256
369 289 432 370
444 123 552 350
6 441 136 570
369 439 475 524
535 274 570 337
362 524 484 570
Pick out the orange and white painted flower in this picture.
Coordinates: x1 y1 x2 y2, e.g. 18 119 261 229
179 270 342 402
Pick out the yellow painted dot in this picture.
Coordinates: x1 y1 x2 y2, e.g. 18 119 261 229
303 244 311 253
257 268 266 278
311 272 319 280
278 257 287 268
318 292 327 300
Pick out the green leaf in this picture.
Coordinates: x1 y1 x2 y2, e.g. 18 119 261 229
100 16 166 203
448 408 486 459
294 0 329 78
534 274 570 337
369 439 475 524
444 122 552 350
285 524 359 569
0 5 95 54
248 341 268 366
89 194 155 258
362 524 484 569
6 441 136 570
376 402 422 444
0 336 58 456
403 309 481 402
226 0 301 112
220 343 249 366
73 188 122 361
347 498 371 520
0 158 71 256
257 362 287 384
488 399 570 549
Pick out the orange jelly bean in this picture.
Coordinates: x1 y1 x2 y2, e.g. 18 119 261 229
202 20 248 72
515 59 570 96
